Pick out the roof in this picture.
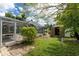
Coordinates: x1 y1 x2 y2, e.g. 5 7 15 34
52 24 64 27
0 16 27 24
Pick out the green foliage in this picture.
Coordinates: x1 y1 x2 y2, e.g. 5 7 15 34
56 4 79 33
5 12 15 18
16 13 26 20
26 37 79 56
20 27 37 43
24 3 37 7
5 12 26 21
16 15 22 20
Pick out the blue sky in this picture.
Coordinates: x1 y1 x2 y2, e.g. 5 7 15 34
0 3 24 16
0 3 57 26
0 3 47 26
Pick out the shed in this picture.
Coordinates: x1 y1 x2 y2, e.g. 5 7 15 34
50 25 64 37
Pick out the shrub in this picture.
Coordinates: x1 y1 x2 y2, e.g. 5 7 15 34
20 27 37 44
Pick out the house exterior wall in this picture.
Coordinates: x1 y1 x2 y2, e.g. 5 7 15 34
65 32 70 37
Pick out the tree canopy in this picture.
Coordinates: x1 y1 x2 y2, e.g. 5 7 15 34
56 4 79 33
5 12 15 18
5 12 26 21
56 3 79 40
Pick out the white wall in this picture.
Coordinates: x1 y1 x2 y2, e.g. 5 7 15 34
65 32 70 37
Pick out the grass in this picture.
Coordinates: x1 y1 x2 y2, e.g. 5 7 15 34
25 37 79 56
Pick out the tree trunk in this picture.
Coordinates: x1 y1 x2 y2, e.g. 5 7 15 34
74 32 79 40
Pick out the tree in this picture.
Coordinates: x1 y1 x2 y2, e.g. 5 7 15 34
23 3 65 25
56 4 79 40
5 12 15 18
16 13 26 21
20 27 37 44
5 12 26 21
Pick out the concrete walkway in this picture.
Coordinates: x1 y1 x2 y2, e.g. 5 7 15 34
0 47 11 56
0 45 35 56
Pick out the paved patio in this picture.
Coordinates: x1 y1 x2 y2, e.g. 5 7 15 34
0 45 35 56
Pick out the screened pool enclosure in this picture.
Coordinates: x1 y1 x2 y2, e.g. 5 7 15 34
0 16 27 46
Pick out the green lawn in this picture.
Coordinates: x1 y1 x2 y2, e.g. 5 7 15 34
25 37 79 56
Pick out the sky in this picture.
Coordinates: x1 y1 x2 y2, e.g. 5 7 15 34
0 3 47 26
25 3 58 26
0 3 57 26
0 3 59 17
0 3 23 16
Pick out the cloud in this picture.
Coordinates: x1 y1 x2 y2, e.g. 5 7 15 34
38 19 46 26
18 7 23 11
0 3 15 9
0 3 15 16
0 12 5 16
0 3 24 16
